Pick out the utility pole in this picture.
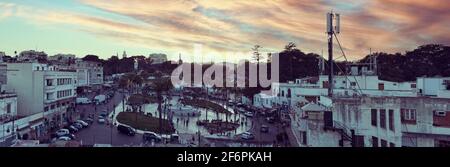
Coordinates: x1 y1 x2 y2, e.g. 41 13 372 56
326 12 340 98
327 12 334 98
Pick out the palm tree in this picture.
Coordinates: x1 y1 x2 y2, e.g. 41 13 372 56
148 71 173 134
252 45 263 87
126 74 143 94
252 45 263 63
284 42 296 52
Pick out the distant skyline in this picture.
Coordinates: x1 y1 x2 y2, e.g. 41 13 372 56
1 0 449 62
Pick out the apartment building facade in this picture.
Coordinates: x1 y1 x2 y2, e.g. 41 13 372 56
264 65 450 147
71 59 103 87
4 63 77 138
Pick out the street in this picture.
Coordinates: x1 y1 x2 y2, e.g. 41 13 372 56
64 89 289 147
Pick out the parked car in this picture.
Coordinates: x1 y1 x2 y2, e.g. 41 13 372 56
84 118 94 124
55 129 70 137
63 134 76 140
244 112 254 117
72 122 83 129
99 111 108 118
76 120 89 127
260 125 269 133
237 108 246 114
97 118 106 124
170 134 179 143
241 132 254 140
67 125 79 133
76 97 92 105
117 125 136 136
58 136 72 141
143 132 162 142
94 95 106 105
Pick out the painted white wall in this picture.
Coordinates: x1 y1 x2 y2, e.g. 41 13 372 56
6 63 77 116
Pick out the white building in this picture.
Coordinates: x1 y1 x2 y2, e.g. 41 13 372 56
400 97 450 147
290 96 402 147
0 91 18 145
4 63 77 138
149 53 168 64
71 59 103 87
266 63 450 147
416 77 450 98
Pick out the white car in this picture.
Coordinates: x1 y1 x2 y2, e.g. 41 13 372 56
55 129 70 137
241 132 255 140
98 118 106 124
58 136 72 141
244 112 254 117
76 120 89 127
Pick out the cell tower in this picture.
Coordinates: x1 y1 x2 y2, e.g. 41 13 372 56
326 12 340 97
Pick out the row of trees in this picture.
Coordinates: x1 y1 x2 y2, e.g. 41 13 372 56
91 43 450 99
119 71 173 134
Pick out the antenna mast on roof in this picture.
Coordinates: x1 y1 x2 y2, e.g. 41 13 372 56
326 11 340 97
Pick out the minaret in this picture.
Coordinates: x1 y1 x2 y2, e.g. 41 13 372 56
122 51 127 59
178 53 183 64
134 58 138 71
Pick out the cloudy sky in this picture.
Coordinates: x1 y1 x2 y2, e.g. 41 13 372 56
0 0 449 62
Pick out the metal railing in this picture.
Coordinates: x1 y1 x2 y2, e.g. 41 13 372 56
333 120 352 141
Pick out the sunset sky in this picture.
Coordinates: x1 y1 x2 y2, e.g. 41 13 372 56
0 0 449 62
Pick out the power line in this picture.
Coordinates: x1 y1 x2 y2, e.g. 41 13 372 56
333 33 364 96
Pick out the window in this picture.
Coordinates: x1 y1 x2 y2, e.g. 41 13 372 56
350 82 356 86
401 109 416 124
6 103 11 114
380 109 386 129
44 106 49 112
372 136 378 147
411 83 416 88
378 83 385 90
389 109 394 131
371 109 377 126
380 139 387 147
287 89 291 98
46 93 53 100
46 79 53 86
281 91 285 97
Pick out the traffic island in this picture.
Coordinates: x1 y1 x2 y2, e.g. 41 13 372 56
116 112 175 134
180 98 231 114
197 120 239 134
